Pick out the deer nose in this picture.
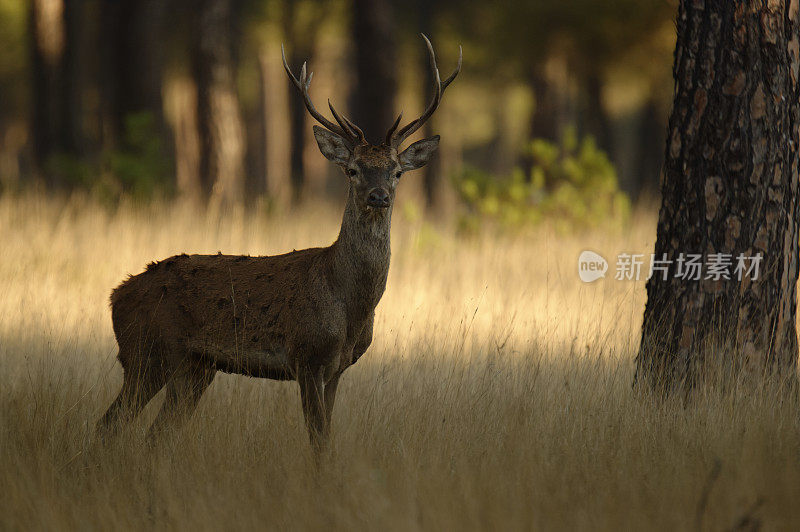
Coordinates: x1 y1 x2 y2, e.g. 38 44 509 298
367 188 391 208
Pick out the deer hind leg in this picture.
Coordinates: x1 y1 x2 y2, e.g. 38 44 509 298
298 367 327 454
146 360 216 443
96 353 169 440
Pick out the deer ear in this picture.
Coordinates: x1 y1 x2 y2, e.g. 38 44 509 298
313 126 351 166
398 135 440 171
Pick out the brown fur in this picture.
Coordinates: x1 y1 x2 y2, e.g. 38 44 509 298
353 144 395 167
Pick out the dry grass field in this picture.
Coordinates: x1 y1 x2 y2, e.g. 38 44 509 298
1 192 799 530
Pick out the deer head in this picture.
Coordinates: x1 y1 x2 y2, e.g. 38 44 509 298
282 34 461 212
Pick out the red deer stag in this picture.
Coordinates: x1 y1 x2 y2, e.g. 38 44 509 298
97 35 461 451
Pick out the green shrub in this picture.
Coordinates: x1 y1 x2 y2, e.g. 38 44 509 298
42 112 171 203
44 152 95 189
108 112 171 200
453 127 630 233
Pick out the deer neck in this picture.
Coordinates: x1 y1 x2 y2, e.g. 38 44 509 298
331 187 392 312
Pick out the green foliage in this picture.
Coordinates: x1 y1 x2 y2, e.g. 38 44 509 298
0 0 27 115
449 0 673 78
44 152 95 189
453 128 630 234
108 112 171 200
43 112 171 203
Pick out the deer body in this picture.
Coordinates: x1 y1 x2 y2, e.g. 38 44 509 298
97 35 460 451
112 189 389 383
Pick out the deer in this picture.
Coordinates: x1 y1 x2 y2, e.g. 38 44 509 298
96 35 461 452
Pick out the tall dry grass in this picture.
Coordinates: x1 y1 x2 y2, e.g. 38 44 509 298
0 192 798 530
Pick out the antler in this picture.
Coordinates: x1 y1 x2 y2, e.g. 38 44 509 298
386 34 462 148
281 44 366 146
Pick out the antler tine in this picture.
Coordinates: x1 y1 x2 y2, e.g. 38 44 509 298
389 35 461 148
328 99 356 137
341 115 367 144
327 100 366 144
383 113 403 145
281 44 355 142
442 44 463 89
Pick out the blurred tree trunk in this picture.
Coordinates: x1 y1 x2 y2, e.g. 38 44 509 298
98 1 118 149
301 36 339 201
416 0 449 213
193 0 246 208
99 0 166 151
30 0 65 186
582 69 614 157
350 0 397 144
632 96 665 199
30 0 90 188
260 42 292 209
61 0 88 156
520 56 570 182
419 84 446 212
97 0 170 198
113 0 166 142
170 76 203 204
282 1 310 204
636 0 800 394
528 65 561 143
287 44 309 204
244 55 268 201
231 1 267 204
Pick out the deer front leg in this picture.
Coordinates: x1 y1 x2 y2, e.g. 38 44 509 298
298 367 327 454
322 372 341 441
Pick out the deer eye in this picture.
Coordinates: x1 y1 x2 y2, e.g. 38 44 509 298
395 171 402 179
347 168 357 177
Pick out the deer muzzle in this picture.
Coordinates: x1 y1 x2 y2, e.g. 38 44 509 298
367 188 391 209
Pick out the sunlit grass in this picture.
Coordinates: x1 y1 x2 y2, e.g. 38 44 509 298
0 192 798 530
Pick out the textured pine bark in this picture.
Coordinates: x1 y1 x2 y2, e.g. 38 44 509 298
636 0 800 392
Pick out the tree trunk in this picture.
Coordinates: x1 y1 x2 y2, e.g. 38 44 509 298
193 0 246 208
582 69 614 158
632 97 666 199
260 43 292 209
30 0 65 186
521 53 573 181
114 0 166 140
288 45 309 204
244 54 268 202
636 0 800 393
30 0 90 188
60 0 88 156
169 76 203 205
528 58 566 143
99 0 166 148
416 0 447 212
350 0 397 145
